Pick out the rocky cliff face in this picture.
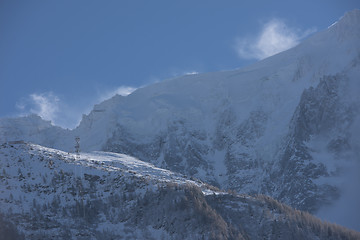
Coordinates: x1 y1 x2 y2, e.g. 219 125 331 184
263 73 359 212
100 70 360 215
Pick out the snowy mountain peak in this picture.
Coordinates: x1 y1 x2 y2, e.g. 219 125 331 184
326 9 360 41
338 9 360 26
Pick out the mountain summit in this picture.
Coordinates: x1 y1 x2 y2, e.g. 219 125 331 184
1 10 360 233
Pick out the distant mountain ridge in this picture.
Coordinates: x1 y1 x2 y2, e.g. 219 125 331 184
1 9 360 232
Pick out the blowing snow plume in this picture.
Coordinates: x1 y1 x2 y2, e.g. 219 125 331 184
16 92 60 124
235 18 316 60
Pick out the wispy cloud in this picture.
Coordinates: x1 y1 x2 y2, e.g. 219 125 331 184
15 87 139 130
184 71 199 75
235 19 316 60
16 92 81 129
98 86 137 102
167 69 200 79
16 92 60 123
114 86 137 96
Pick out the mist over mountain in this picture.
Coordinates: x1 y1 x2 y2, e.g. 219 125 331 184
1 9 360 238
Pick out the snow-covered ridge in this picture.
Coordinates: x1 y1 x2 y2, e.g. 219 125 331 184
0 142 220 196
1 142 360 239
1 142 180 184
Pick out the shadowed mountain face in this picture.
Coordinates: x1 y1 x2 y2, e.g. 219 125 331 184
1 10 360 232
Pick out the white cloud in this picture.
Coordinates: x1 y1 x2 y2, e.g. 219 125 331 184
184 71 199 75
99 86 137 102
16 92 60 124
15 87 139 130
30 93 60 121
114 86 137 96
16 92 80 129
168 70 200 79
235 19 316 60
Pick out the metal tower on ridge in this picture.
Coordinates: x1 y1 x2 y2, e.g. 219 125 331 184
75 136 80 160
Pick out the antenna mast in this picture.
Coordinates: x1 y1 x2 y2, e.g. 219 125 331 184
75 136 80 160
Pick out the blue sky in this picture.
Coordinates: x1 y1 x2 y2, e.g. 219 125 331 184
1 0 359 129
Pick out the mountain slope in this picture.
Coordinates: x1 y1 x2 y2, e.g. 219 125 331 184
1 9 360 230
82 9 360 222
1 142 359 239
